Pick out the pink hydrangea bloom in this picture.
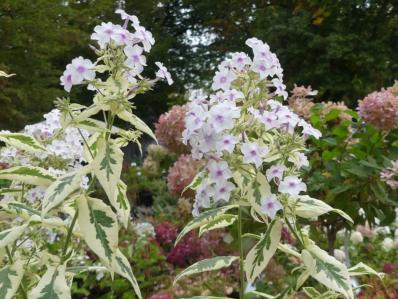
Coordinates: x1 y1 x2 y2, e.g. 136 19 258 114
359 90 398 131
167 155 200 198
155 105 189 155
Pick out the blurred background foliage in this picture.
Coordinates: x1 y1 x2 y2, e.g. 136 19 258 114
0 0 397 130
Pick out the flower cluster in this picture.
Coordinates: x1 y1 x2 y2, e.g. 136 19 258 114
288 84 317 120
155 222 178 245
183 38 321 216
60 10 172 92
0 109 89 204
358 89 398 131
167 154 201 198
381 159 398 190
155 105 189 155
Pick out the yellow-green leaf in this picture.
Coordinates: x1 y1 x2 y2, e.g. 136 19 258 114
0 224 27 248
0 71 15 77
77 196 118 264
174 256 238 284
175 205 238 245
111 181 131 228
92 138 123 206
112 249 142 299
0 133 46 152
301 244 354 299
42 167 88 215
117 111 157 142
245 218 282 283
0 259 25 299
199 214 237 237
29 264 70 299
0 166 56 186
292 196 353 223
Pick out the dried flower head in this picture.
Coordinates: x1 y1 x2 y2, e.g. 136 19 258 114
288 85 317 120
358 90 398 131
387 80 398 97
155 105 189 155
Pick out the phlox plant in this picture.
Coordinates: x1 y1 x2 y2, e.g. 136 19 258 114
177 39 383 298
0 9 172 299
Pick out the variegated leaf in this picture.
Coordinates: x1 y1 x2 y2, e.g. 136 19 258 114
292 196 353 223
174 256 238 284
0 166 56 186
199 214 237 237
0 259 25 299
245 218 282 283
182 170 204 195
0 71 15 77
73 118 110 133
302 244 354 299
112 249 142 299
117 110 157 142
348 262 384 279
42 167 87 215
83 133 101 162
246 172 271 219
245 291 276 299
302 288 341 299
111 181 131 228
175 205 238 245
77 196 118 264
92 138 123 205
29 264 71 299
0 224 27 248
0 133 46 152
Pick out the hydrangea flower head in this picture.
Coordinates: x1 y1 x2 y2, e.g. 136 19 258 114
359 89 398 131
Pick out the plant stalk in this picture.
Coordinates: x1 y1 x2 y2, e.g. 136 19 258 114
238 203 245 299
62 210 79 258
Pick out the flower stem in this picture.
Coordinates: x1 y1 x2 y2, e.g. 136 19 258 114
238 203 245 299
61 210 79 259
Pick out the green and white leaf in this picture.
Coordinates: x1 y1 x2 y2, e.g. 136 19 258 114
83 133 101 163
77 196 118 264
199 214 237 237
181 170 205 195
0 71 15 77
302 288 341 299
29 264 70 299
111 181 131 228
92 138 123 205
246 172 271 220
118 110 157 142
348 262 384 279
302 244 354 299
0 132 46 152
0 259 25 299
245 218 282 283
112 249 142 299
0 224 27 248
0 166 56 186
246 291 276 299
74 118 110 133
277 243 301 258
175 205 238 245
174 256 238 284
42 167 88 215
292 196 353 223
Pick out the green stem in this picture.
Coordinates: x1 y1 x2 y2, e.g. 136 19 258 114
61 210 79 259
238 203 245 299
5 246 13 263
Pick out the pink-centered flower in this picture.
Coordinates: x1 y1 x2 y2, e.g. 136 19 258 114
241 142 269 168
207 160 232 183
260 194 283 219
211 68 236 91
278 176 307 197
155 62 173 85
266 165 286 181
